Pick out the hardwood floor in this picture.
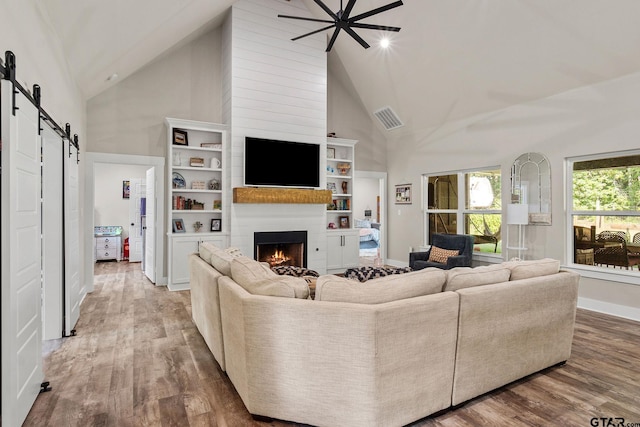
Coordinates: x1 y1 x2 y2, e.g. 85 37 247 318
24 261 640 426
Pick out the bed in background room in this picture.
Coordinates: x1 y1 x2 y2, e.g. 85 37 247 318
355 219 380 257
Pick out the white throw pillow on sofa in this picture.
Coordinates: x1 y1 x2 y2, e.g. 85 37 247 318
443 265 511 292
315 268 445 304
503 258 560 281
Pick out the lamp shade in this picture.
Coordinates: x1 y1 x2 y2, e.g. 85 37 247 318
507 204 529 225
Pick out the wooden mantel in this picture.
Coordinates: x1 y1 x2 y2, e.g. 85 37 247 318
233 187 332 204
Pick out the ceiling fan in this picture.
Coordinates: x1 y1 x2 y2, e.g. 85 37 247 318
278 0 403 52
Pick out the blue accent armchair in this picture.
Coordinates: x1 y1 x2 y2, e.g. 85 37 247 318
409 233 474 270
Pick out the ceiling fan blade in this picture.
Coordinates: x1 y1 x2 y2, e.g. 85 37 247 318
342 0 358 19
291 24 336 41
313 0 338 20
325 27 342 52
343 26 370 49
349 0 403 22
278 14 335 24
349 22 401 32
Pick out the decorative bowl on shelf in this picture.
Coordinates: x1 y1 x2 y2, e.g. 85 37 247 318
337 163 351 175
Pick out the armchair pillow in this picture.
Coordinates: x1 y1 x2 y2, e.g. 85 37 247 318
428 246 460 264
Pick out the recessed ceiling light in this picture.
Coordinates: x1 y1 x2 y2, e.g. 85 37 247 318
380 38 390 49
106 73 119 82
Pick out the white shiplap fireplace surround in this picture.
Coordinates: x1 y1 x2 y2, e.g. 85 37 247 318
222 0 330 274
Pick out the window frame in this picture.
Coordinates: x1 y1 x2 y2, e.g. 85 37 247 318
423 166 503 260
566 150 640 285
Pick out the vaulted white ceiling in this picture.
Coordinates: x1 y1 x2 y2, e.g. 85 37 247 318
39 0 640 133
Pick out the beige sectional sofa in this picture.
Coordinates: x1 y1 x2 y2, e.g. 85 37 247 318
189 244 579 427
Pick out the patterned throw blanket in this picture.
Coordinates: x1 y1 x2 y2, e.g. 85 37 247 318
344 266 412 282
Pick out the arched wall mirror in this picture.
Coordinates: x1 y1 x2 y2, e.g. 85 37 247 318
510 152 551 225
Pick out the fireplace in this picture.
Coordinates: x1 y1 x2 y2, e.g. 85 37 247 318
254 231 307 268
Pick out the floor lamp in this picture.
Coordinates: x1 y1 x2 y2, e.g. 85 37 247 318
507 203 529 260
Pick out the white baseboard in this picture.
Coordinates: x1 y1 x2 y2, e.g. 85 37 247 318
167 282 190 292
386 259 409 268
578 297 640 322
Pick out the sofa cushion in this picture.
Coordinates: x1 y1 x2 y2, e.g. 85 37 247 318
198 242 220 265
315 268 445 304
428 246 460 264
504 258 560 281
230 256 309 298
443 265 512 292
210 247 243 276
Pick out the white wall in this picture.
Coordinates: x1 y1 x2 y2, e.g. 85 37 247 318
353 177 379 222
327 52 388 172
0 1 85 130
87 27 223 156
382 72 640 317
94 163 149 240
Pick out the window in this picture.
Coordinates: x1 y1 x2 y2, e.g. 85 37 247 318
424 168 502 254
569 152 640 271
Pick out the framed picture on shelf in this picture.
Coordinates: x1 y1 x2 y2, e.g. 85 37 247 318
122 180 130 199
173 218 185 233
327 147 335 159
173 129 188 146
211 219 222 232
339 216 349 229
395 184 412 204
327 182 337 193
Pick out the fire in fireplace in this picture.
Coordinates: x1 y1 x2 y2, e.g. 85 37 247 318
254 231 307 268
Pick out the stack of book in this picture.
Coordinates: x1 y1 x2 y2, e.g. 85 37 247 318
173 196 204 210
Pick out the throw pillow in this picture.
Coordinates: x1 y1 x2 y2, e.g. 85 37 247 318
355 218 371 228
428 246 460 264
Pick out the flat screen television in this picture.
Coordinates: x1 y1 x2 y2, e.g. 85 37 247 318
244 137 320 188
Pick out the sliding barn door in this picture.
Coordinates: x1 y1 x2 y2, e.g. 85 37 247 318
1 80 45 426
64 142 81 335
42 123 64 340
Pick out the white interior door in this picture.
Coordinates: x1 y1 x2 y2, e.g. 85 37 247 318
144 167 156 283
42 123 64 340
128 178 145 262
64 142 81 336
1 81 45 426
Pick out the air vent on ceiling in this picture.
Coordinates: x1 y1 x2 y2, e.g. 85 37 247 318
374 106 404 130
